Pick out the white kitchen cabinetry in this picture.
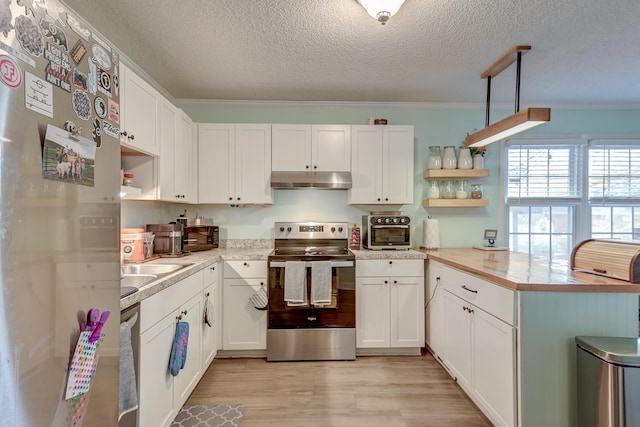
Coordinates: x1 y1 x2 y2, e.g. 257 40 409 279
271 124 351 172
201 263 219 369
437 263 516 427
349 125 414 204
222 260 267 350
356 259 424 350
120 63 160 156
138 270 203 427
425 260 444 359
198 124 272 204
158 104 195 202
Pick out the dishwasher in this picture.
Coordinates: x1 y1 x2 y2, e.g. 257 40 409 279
119 303 140 427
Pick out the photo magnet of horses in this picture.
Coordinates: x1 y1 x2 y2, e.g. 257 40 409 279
42 124 97 187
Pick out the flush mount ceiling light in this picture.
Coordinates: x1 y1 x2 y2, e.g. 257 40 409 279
464 45 551 148
357 0 406 25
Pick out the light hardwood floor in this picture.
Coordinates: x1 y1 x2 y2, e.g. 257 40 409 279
186 353 492 426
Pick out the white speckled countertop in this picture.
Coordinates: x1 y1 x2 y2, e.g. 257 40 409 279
120 244 426 310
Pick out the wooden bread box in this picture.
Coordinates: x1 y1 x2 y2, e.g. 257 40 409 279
571 239 640 283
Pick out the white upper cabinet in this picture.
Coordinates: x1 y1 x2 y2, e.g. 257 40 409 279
272 124 351 172
198 124 272 204
157 98 178 201
119 63 160 156
349 125 414 204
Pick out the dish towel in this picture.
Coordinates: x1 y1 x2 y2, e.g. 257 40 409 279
119 313 139 421
169 321 189 377
284 261 306 304
203 297 214 327
311 261 332 305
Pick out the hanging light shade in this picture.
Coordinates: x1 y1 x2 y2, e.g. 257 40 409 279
357 0 406 25
464 45 551 148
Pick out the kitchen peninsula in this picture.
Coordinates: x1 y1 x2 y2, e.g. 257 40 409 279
422 248 640 427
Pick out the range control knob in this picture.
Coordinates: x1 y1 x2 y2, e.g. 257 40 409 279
287 227 292 232
279 227 285 232
385 217 392 224
331 227 336 233
392 217 399 224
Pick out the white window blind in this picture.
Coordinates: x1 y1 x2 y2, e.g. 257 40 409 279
506 143 583 201
588 142 640 202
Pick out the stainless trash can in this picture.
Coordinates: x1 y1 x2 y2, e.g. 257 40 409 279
576 336 640 427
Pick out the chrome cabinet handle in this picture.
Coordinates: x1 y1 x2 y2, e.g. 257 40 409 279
461 285 478 294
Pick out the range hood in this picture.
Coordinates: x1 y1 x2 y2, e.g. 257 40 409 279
270 171 352 190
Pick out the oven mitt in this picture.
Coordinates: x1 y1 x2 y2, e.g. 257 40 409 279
249 286 268 311
169 321 189 376
203 297 214 327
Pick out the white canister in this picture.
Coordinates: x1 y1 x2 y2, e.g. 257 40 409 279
427 181 440 199
442 146 457 169
458 147 473 169
473 154 484 169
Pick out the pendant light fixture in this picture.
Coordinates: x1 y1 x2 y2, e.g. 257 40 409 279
464 45 551 148
357 0 406 25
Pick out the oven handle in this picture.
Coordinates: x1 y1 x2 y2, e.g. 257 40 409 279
269 260 354 268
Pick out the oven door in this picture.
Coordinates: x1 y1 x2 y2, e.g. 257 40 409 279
368 225 410 249
268 258 355 328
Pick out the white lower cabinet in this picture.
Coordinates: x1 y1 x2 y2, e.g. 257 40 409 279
433 261 516 427
201 263 219 369
138 270 203 427
222 260 267 350
356 259 424 349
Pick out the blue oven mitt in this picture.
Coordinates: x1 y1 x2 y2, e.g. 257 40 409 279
169 321 189 376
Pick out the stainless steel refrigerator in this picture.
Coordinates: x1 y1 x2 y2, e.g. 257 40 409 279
1 1 121 425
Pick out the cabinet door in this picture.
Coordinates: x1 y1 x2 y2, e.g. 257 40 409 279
356 276 389 348
234 124 272 204
222 278 267 350
426 261 445 356
138 312 176 427
443 290 472 390
472 308 516 427
382 126 414 204
389 276 424 348
311 125 351 171
271 124 311 171
175 110 194 202
120 64 159 155
198 124 234 203
158 97 178 201
349 125 383 204
173 294 203 409
202 282 217 369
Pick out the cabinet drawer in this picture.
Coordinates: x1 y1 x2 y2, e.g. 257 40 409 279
442 266 515 325
357 259 424 277
224 260 267 279
140 270 204 333
203 262 218 285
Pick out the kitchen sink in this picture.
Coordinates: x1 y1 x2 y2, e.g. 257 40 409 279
120 263 193 289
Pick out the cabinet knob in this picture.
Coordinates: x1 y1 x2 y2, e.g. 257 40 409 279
129 134 135 141
305 165 310 169
389 261 393 264
384 280 388 284
313 165 317 169
205 292 210 297
243 262 249 266
385 198 389 201
377 198 381 202
260 282 264 286
210 266 215 271
393 280 398 284
237 197 241 201
120 130 128 137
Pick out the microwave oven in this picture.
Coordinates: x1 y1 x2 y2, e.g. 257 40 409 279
362 215 411 250
183 225 219 251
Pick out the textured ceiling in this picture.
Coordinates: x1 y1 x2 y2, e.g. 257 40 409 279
62 0 640 105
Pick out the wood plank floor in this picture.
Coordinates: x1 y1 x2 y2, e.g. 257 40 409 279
186 353 492 426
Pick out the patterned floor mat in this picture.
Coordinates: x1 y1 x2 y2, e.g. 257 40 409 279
171 404 244 427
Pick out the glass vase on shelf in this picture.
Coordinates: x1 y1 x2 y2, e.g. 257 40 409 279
426 181 440 199
427 146 442 169
458 146 472 169
455 180 468 199
441 180 455 199
442 146 457 169
470 183 483 199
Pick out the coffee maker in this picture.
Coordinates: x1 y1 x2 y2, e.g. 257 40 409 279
146 223 186 257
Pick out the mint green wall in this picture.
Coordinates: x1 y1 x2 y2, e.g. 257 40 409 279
122 103 640 247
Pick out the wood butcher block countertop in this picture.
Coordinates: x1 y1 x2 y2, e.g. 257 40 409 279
419 248 640 293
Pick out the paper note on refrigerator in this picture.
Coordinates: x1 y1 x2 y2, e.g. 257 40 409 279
65 330 103 400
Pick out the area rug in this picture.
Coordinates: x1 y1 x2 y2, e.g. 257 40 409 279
171 404 245 427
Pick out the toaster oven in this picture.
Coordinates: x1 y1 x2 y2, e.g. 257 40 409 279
183 225 219 251
362 214 411 250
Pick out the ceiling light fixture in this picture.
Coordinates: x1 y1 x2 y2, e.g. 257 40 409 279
464 45 551 148
357 0 406 25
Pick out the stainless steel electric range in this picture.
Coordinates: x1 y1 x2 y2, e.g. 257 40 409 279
267 222 356 361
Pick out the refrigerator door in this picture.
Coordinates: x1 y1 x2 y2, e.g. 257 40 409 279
1 2 121 425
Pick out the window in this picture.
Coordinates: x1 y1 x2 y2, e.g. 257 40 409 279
504 138 640 260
